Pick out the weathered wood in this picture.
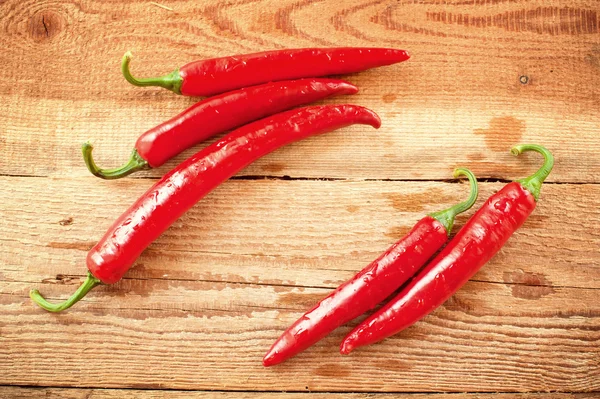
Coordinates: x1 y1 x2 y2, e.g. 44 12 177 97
1 280 598 391
0 0 598 181
2 177 599 290
2 387 599 399
0 178 598 391
1 0 599 394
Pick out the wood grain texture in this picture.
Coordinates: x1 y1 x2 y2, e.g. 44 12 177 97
2 388 600 399
2 177 599 290
0 0 599 181
1 0 598 395
1 281 598 391
1 178 599 392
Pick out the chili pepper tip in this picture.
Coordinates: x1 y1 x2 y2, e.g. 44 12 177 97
262 352 277 367
336 81 360 95
360 109 382 129
340 339 355 355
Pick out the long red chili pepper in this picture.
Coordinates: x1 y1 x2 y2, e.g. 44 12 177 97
82 79 358 179
30 105 381 312
121 48 410 97
340 144 554 354
262 168 479 366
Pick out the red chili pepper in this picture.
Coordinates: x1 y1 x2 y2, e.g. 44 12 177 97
121 48 410 97
262 168 478 366
29 105 381 312
82 79 358 179
340 144 554 354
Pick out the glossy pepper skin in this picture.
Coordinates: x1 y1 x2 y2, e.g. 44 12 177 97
82 79 359 179
122 48 410 97
262 169 479 366
340 144 554 354
30 105 381 312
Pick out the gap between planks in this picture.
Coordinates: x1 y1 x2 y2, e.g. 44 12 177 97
0 172 598 186
2 385 599 396
5 271 600 292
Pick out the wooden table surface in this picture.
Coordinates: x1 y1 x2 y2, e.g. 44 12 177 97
1 0 599 398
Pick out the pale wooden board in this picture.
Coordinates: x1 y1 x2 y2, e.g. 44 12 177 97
0 0 599 181
0 178 598 391
2 388 599 399
1 280 598 391
2 178 599 290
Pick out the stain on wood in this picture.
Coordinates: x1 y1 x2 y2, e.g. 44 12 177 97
373 359 413 372
382 93 397 103
315 363 352 378
384 188 456 213
262 162 287 173
503 269 555 300
474 117 525 153
384 225 411 239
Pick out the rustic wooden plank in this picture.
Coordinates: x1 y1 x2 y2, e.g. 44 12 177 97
1 273 598 391
0 0 598 181
2 0 599 394
0 178 598 392
1 177 599 290
2 387 599 399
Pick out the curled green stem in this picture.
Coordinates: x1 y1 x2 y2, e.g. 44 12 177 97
429 168 479 235
121 51 183 95
82 142 150 179
30 272 101 312
511 144 554 201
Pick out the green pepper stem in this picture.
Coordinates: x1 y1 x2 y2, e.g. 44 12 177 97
82 142 150 179
429 168 479 235
511 144 554 201
30 272 101 312
121 51 183 95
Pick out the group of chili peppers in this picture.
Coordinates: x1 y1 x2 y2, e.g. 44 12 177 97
30 47 554 366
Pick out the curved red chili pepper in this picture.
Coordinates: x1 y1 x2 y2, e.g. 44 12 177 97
122 48 409 97
340 144 554 354
29 105 381 312
82 79 358 179
262 168 478 367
